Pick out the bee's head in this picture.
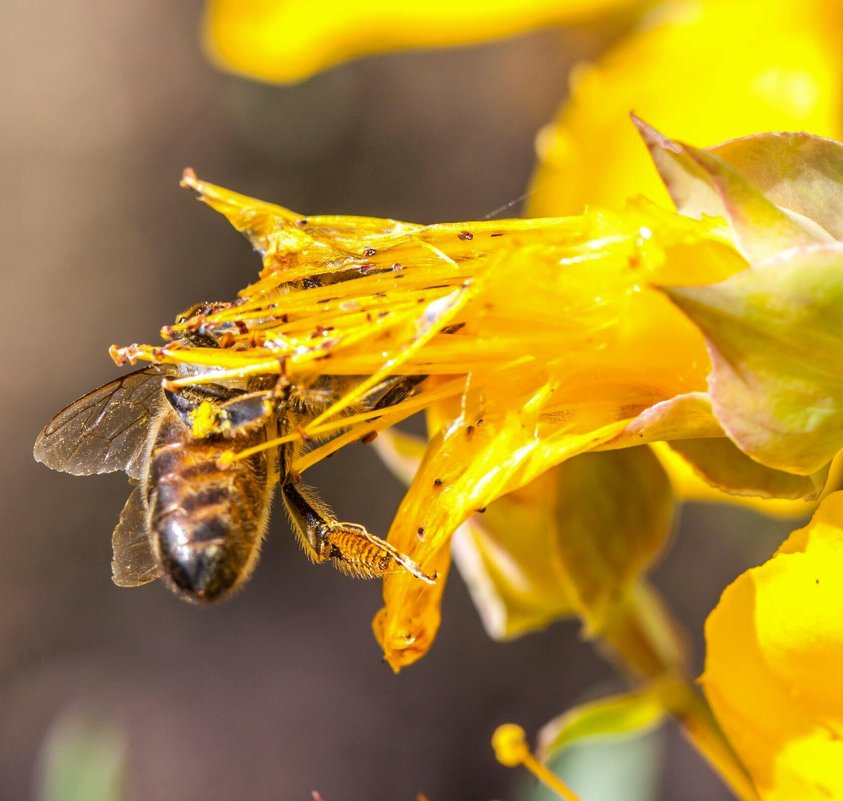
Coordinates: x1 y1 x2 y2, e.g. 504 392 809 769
171 301 232 349
174 301 229 326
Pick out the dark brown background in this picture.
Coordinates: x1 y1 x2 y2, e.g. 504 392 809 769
2 3 791 799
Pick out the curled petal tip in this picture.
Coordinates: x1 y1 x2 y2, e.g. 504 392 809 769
180 167 199 190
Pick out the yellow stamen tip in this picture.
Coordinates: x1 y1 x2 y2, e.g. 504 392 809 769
492 724 529 767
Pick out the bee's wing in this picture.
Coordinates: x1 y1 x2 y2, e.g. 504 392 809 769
34 367 164 480
112 485 161 587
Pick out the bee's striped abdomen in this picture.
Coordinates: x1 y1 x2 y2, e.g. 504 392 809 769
145 408 273 603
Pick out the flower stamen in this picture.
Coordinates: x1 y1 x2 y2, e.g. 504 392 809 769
492 724 583 801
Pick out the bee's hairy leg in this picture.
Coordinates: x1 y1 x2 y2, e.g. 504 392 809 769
280 481 435 584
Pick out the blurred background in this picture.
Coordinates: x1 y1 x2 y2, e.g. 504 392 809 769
2 2 796 799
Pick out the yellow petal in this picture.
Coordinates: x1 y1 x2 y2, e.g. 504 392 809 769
703 492 843 800
202 0 646 84
451 447 674 642
374 388 632 670
529 0 843 216
451 475 581 642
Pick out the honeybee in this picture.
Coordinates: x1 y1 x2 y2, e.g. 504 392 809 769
33 306 433 603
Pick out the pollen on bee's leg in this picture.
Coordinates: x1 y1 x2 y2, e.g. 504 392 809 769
325 525 391 578
324 523 435 584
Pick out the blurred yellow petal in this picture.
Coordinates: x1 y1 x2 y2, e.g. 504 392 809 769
703 491 843 800
529 0 843 216
453 510 581 642
450 447 673 642
202 0 646 83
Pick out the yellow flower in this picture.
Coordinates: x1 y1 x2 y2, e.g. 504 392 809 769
114 115 843 671
199 0 843 523
702 491 843 800
201 0 644 83
529 0 843 216
200 0 843 211
378 429 686 677
112 167 742 667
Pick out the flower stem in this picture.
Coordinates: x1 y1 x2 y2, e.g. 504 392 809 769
598 583 759 801
663 681 760 801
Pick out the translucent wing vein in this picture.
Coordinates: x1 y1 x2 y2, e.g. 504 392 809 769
34 367 163 480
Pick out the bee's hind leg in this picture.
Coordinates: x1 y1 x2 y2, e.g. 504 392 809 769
280 481 435 584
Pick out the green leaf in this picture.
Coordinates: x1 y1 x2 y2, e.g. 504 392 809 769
601 395 825 502
525 727 663 801
665 243 843 474
711 132 843 240
635 117 831 264
537 686 666 763
634 117 726 222
36 714 127 801
668 437 827 500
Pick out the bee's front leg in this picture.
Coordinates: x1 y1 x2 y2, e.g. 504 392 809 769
280 481 435 584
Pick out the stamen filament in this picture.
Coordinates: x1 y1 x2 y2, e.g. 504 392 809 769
294 377 466 472
492 724 582 801
220 375 466 469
